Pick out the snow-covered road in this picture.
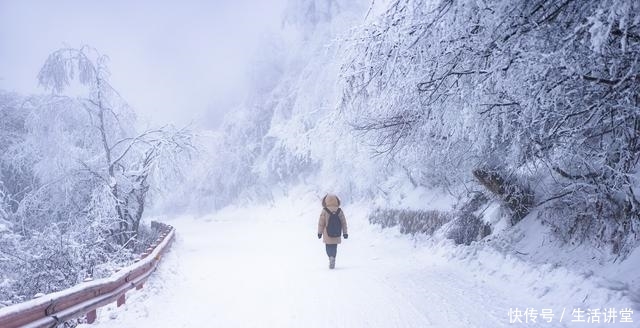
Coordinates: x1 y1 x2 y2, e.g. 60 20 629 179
80 195 629 328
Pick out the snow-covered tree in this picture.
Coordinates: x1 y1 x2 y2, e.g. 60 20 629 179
0 46 195 303
37 46 195 246
340 0 640 254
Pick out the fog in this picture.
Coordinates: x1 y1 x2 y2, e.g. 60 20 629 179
0 0 287 128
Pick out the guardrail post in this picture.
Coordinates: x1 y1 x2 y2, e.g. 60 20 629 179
117 293 126 307
86 309 97 324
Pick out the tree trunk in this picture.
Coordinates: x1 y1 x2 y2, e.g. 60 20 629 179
472 168 533 224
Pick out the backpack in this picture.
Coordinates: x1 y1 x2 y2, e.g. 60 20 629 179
324 207 342 237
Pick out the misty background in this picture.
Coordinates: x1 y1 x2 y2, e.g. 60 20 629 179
0 0 287 129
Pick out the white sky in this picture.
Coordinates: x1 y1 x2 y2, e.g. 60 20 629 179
0 0 287 128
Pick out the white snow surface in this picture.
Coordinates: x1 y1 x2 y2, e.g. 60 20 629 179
80 191 638 327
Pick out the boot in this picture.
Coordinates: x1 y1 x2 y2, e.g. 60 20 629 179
329 256 336 269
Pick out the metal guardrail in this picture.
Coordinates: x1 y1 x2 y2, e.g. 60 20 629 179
0 222 175 328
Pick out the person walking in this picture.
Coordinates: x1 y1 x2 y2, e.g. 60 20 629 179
317 193 348 269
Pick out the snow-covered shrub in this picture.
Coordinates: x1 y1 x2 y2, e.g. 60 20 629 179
369 208 452 236
0 91 31 215
0 215 134 304
447 213 492 246
132 223 161 254
445 192 492 245
368 208 400 229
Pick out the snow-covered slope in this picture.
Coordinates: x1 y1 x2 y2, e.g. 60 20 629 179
80 190 637 327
